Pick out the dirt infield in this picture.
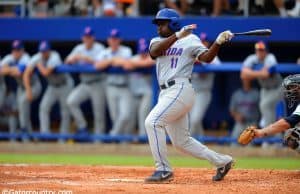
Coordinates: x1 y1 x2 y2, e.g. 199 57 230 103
0 165 299 194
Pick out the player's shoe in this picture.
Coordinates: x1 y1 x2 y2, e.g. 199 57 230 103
144 171 173 183
212 160 234 181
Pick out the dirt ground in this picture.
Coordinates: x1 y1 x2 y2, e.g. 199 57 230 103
0 165 299 194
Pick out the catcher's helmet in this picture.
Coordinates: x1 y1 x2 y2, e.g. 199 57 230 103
282 74 300 107
152 8 181 32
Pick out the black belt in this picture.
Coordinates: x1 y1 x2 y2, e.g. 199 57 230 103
160 79 191 90
109 83 128 88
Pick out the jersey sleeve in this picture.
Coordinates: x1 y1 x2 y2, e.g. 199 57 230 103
0 55 12 66
188 35 208 60
292 104 300 116
19 54 31 64
95 50 107 61
149 37 161 50
27 54 41 68
243 55 256 68
264 54 277 68
123 47 132 58
47 52 62 68
66 45 80 59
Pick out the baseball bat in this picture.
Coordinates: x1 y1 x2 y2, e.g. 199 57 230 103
233 29 272 36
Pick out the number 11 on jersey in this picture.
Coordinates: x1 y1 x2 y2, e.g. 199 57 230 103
171 57 178 68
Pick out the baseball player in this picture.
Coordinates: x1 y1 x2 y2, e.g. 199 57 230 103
241 41 283 129
94 29 133 136
1 40 41 136
65 26 106 136
238 74 300 153
0 56 6 109
190 32 221 136
23 41 73 135
113 38 155 136
144 8 233 183
229 78 260 143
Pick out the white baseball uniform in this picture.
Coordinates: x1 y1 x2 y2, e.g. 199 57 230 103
129 54 153 136
145 34 232 172
1 53 41 132
243 53 283 128
28 51 73 134
96 45 134 135
66 42 106 134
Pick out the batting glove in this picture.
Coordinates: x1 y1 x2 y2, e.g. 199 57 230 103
175 24 197 39
216 30 233 45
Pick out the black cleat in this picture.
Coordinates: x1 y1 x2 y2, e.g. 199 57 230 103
145 171 173 183
212 160 233 181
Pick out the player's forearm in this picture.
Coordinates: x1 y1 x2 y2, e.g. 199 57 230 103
0 66 11 75
94 59 112 70
150 35 178 58
197 43 220 63
38 66 54 77
23 68 33 91
260 119 291 137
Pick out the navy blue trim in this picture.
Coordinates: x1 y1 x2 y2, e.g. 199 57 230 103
153 83 184 171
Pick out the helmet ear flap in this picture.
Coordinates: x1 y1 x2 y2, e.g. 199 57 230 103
168 18 181 32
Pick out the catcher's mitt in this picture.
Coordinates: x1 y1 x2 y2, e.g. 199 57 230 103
284 127 300 153
238 126 256 145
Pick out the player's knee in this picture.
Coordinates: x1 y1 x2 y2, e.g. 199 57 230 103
145 116 155 131
66 95 77 107
172 137 190 150
39 103 51 114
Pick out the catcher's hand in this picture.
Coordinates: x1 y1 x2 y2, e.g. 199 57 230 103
238 126 257 145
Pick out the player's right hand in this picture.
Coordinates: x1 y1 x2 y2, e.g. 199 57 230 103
216 30 233 45
175 24 197 39
26 90 33 102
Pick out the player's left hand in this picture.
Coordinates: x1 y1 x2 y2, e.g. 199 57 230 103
175 24 197 39
216 30 234 45
238 126 257 145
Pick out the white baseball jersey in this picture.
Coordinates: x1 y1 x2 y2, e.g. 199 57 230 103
67 42 105 82
293 104 300 116
96 45 132 85
150 34 208 85
0 53 31 85
243 53 282 88
28 51 67 85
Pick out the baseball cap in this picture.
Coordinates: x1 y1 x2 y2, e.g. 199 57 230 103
11 40 24 50
39 41 51 52
137 38 149 54
109 28 121 38
82 26 94 36
255 41 267 50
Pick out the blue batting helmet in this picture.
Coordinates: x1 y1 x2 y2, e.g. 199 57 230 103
152 8 181 32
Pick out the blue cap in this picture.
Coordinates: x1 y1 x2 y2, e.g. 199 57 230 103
11 40 24 50
82 26 94 36
137 38 149 54
39 41 51 52
109 28 121 38
199 32 208 42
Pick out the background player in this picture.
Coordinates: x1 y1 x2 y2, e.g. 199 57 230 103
144 8 233 183
94 29 133 136
65 26 106 136
229 78 260 145
239 74 300 152
113 38 155 136
241 41 282 129
24 41 73 137
190 32 221 136
2 40 41 138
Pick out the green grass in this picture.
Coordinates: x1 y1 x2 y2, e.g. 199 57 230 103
0 153 299 169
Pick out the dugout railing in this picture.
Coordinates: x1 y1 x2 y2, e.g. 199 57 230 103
0 62 299 144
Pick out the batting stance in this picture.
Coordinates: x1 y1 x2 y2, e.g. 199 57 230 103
239 74 300 153
1 40 41 135
65 26 106 135
145 8 233 183
24 41 73 135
